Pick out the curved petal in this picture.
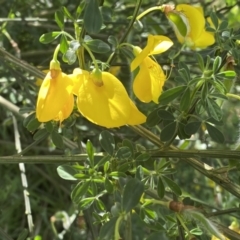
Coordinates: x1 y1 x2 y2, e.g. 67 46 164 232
127 100 146 125
133 57 166 103
77 72 131 128
176 4 205 43
149 35 173 55
131 46 150 72
71 68 90 95
36 71 73 122
194 31 215 48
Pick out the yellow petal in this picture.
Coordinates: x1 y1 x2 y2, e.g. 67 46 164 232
133 57 166 103
194 31 215 48
36 71 73 122
131 35 173 71
127 100 146 125
54 94 74 122
77 72 131 128
71 68 89 95
176 4 205 43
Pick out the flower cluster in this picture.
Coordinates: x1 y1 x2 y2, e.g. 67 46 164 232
36 3 215 128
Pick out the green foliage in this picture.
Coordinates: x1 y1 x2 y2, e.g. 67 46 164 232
1 0 240 239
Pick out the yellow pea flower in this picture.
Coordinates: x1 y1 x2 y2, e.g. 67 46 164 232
36 60 74 123
131 35 173 103
72 68 146 128
164 4 215 48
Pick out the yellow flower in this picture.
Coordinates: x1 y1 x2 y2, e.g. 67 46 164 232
36 63 74 123
72 68 146 128
164 4 215 48
131 35 173 103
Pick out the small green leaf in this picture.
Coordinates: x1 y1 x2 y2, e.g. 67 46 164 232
210 11 219 29
85 39 110 53
86 140 94 167
184 121 202 135
135 153 151 162
180 87 191 111
212 56 222 73
159 85 186 105
71 181 91 203
105 177 114 193
78 197 95 210
158 110 175 120
59 34 68 53
51 131 64 149
33 128 49 140
99 217 118 239
39 32 61 44
99 131 115 155
63 49 77 65
177 121 191 139
17 229 28 240
162 176 182 196
216 70 236 79
146 108 162 127
219 20 228 30
157 177 165 199
55 9 64 30
196 53 205 71
84 0 102 34
206 98 222 121
45 121 54 133
62 6 74 20
122 178 144 213
160 121 177 142
57 164 77 181
108 35 118 48
108 171 126 178
116 146 132 159
206 123 225 143
26 118 41 132
122 139 134 156
95 155 111 168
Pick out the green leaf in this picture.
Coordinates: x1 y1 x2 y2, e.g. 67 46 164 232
177 121 191 139
122 178 144 213
135 153 151 162
17 229 28 240
23 112 35 127
196 53 205 71
63 49 77 65
62 6 74 20
59 34 68 53
33 128 49 140
51 131 64 149
206 123 225 143
190 228 203 236
146 108 162 127
116 146 132 159
135 165 144 180
86 140 94 167
105 177 114 193
99 131 115 155
219 20 228 30
71 181 91 203
216 70 236 79
84 0 102 34
95 155 111 169
85 39 110 53
157 177 165 199
108 35 118 48
162 176 182 196
160 121 177 142
158 110 175 120
26 118 41 132
99 217 118 240
206 98 222 121
45 121 54 133
57 164 77 181
108 171 126 179
180 87 191 111
39 32 61 44
184 121 202 135
210 11 219 29
212 56 222 73
159 85 186 105
78 197 95 210
122 139 134 156
55 9 64 30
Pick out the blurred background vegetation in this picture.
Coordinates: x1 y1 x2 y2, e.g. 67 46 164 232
1 0 240 239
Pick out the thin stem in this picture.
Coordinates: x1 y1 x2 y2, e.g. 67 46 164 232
176 214 192 238
136 6 163 21
82 43 98 69
114 215 123 240
12 114 34 234
226 93 240 101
